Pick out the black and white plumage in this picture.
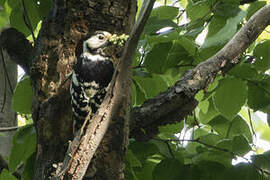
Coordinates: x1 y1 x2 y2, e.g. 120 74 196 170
70 31 114 129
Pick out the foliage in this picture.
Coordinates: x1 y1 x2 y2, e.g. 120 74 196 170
129 0 270 179
0 0 270 179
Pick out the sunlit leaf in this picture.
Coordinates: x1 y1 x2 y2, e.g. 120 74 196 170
151 6 179 20
198 98 219 124
246 1 267 20
202 10 246 49
0 169 17 180
213 77 247 120
12 76 33 114
144 42 172 74
253 40 270 72
132 79 147 106
186 1 211 21
227 115 252 143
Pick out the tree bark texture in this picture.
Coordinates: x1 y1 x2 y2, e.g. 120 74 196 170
29 1 136 179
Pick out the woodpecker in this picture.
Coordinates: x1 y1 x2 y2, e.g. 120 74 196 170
70 31 114 130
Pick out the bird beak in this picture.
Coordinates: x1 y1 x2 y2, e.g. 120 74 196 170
105 33 112 45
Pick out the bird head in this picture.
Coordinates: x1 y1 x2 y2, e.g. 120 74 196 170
83 31 112 54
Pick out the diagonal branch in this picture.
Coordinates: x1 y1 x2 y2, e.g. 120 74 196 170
130 4 270 141
56 0 156 179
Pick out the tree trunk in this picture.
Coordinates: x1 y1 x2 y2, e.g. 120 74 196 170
0 49 17 159
30 1 136 179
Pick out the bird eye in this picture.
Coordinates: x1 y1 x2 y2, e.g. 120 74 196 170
98 35 104 40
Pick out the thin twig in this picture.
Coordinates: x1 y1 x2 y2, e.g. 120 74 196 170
248 108 256 138
156 137 270 175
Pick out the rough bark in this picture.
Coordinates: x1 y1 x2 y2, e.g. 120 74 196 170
55 1 154 179
29 0 136 179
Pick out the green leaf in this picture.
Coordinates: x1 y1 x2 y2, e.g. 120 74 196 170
135 160 158 180
198 161 226 180
198 98 219 124
6 0 19 9
232 135 251 156
181 164 201 180
220 0 241 4
144 17 178 34
133 74 169 99
253 40 270 72
199 133 223 146
198 44 223 61
228 63 263 81
129 141 159 163
0 8 9 29
224 163 261 180
247 81 270 112
12 76 33 114
213 77 247 120
165 40 193 70
0 0 5 6
196 150 233 167
9 125 36 172
153 158 183 180
178 36 197 56
146 29 179 45
206 15 227 38
21 153 35 180
246 1 267 20
132 69 152 78
202 10 246 49
132 79 146 106
186 1 211 21
36 0 52 18
0 169 17 180
9 0 41 36
208 115 230 137
144 42 172 74
151 6 179 20
216 139 233 152
227 115 252 143
126 150 142 168
198 99 209 114
251 150 270 172
214 3 241 17
158 122 184 136
131 82 136 106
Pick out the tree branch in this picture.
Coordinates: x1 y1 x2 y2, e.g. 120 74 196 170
56 0 155 179
130 4 270 140
0 28 33 74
